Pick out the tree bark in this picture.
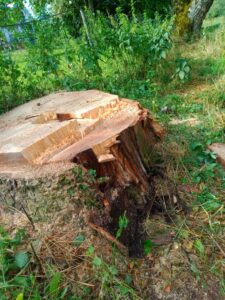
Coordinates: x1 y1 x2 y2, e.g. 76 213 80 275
173 0 214 36
188 0 214 34
88 0 94 11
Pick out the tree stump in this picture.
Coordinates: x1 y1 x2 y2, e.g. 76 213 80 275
0 90 167 256
208 143 225 168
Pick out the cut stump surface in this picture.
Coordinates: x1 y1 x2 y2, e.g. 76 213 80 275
0 90 163 176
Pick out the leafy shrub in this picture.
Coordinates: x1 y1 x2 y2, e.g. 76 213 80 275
0 10 174 113
0 51 21 113
76 10 173 84
174 58 191 81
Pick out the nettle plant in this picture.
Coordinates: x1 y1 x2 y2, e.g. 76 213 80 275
190 141 219 182
174 58 191 81
77 10 174 80
190 141 225 211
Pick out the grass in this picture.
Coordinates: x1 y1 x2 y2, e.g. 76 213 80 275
103 16 225 297
143 20 225 297
203 15 225 28
0 16 225 300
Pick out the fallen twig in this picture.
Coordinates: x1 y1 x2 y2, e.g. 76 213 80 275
30 242 45 275
88 221 128 255
21 204 36 230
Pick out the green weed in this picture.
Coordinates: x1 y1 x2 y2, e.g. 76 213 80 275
86 245 138 299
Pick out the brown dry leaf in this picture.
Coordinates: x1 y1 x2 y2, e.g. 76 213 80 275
183 240 194 252
164 284 172 293
129 261 135 269
146 253 154 261
178 184 199 193
152 234 175 245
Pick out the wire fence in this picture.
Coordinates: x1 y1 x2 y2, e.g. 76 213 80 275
0 11 75 53
0 12 65 29
0 10 79 113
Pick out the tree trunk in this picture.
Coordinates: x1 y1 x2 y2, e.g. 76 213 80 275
188 0 214 34
88 0 94 11
173 0 214 36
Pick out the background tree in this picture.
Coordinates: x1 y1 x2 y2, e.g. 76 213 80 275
29 0 215 37
30 0 171 37
188 0 214 34
173 0 214 36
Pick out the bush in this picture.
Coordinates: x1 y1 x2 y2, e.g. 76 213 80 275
0 10 173 113
76 11 173 80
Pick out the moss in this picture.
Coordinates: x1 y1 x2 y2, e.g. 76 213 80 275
173 0 192 36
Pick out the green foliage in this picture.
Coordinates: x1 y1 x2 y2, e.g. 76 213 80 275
0 227 37 299
73 234 86 247
197 189 222 212
92 256 102 267
190 262 201 281
16 293 24 300
0 8 174 114
1 3 225 298
116 212 129 239
194 239 205 257
86 245 137 299
207 0 225 18
189 141 224 184
47 272 62 299
143 239 154 255
0 227 73 299
174 58 191 81
0 51 21 113
15 251 29 268
33 0 172 37
23 19 62 91
79 10 173 73
86 245 95 256
0 0 25 28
